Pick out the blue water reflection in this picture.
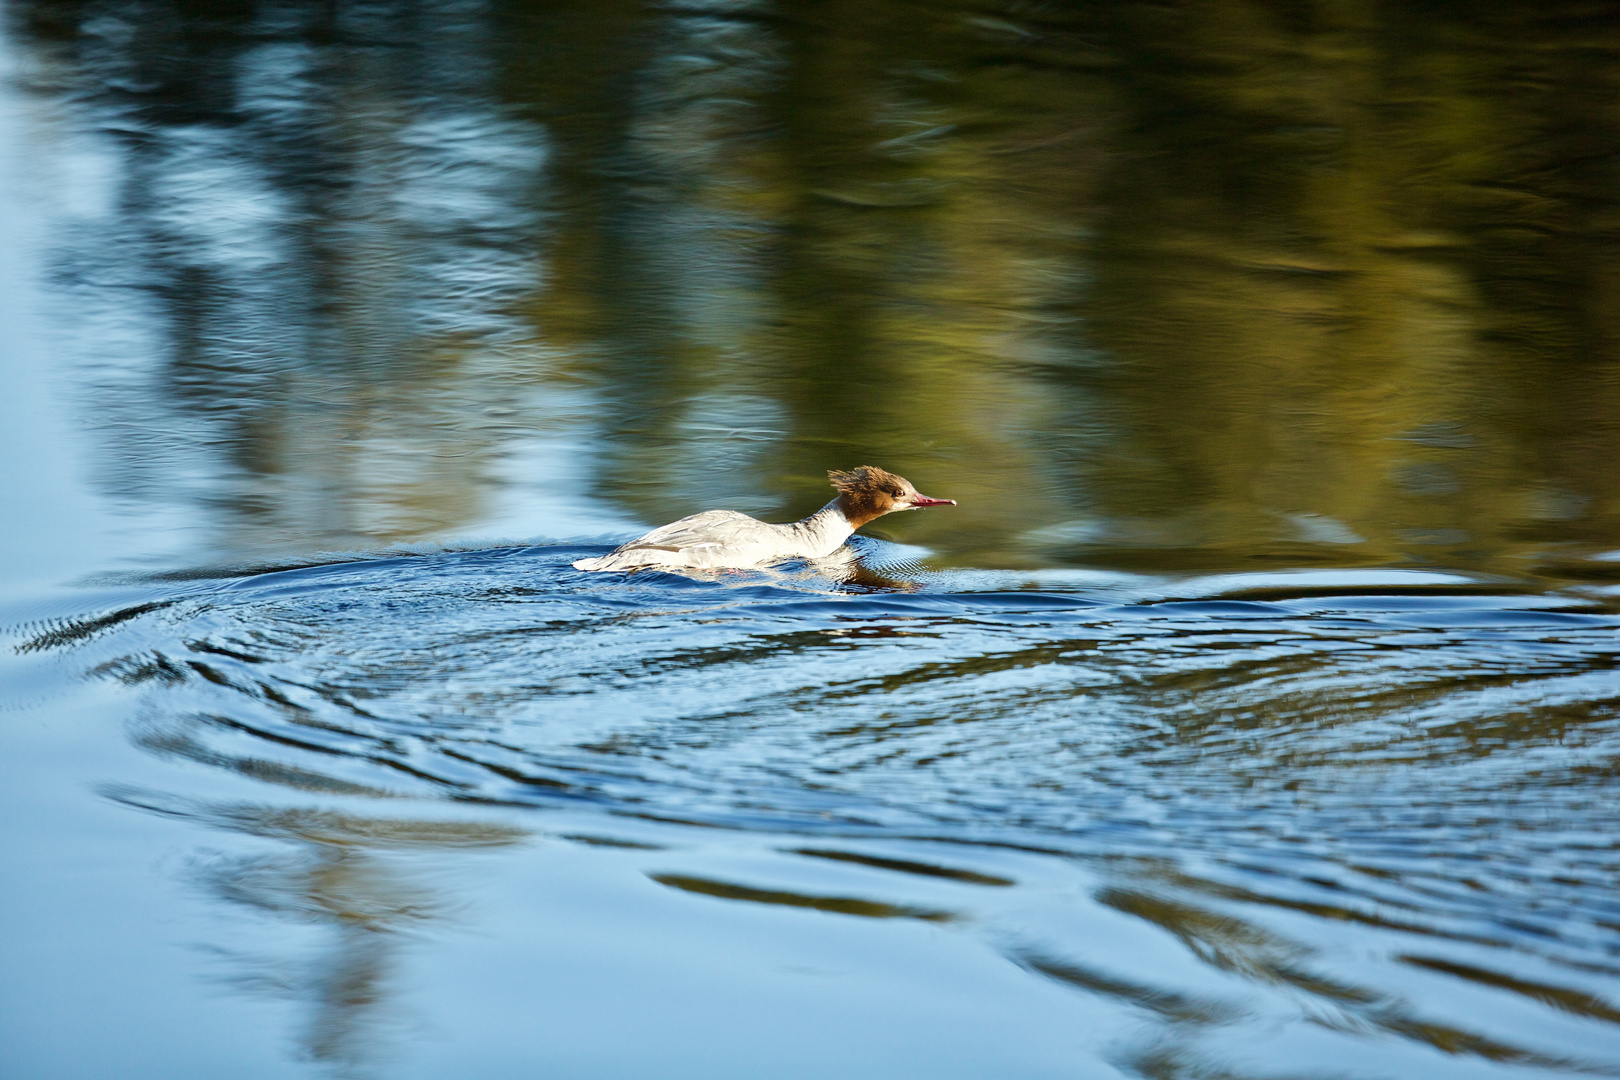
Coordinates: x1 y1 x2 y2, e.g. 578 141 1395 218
5 546 1617 1075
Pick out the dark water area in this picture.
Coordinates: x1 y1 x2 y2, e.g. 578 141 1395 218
2 1 1619 1077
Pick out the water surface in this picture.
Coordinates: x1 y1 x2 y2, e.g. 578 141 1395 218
2 1 1619 1077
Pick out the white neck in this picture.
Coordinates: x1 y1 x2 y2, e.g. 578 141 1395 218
782 499 857 559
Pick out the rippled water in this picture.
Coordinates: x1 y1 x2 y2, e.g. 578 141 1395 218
8 547 1619 1076
3 1 1620 1077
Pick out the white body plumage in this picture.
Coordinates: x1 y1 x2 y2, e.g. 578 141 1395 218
572 465 956 573
572 501 856 572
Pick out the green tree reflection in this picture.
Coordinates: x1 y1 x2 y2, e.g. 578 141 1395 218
9 0 1619 576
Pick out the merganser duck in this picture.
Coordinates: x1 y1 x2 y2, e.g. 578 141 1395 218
573 465 956 572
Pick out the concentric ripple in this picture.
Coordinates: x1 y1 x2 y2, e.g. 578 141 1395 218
12 543 1620 1077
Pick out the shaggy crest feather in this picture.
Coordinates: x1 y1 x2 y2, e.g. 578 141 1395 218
828 465 908 528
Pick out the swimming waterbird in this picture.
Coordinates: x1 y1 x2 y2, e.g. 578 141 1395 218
572 466 956 572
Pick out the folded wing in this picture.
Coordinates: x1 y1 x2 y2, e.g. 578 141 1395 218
573 511 769 571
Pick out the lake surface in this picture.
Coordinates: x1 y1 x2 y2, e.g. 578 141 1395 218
2 2 1618 1077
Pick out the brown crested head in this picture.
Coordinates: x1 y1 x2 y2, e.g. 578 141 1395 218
828 465 956 529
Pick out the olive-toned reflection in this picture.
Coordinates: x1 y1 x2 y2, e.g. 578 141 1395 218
105 791 527 1075
1071 3 1620 571
11 0 1619 574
